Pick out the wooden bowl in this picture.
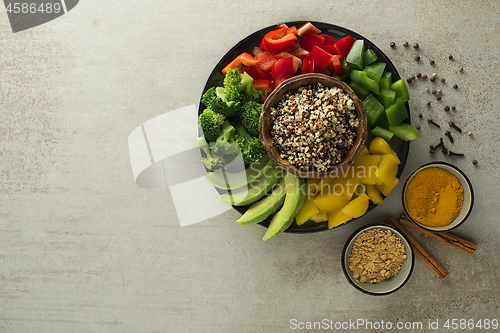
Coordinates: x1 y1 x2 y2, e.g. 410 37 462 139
259 73 368 179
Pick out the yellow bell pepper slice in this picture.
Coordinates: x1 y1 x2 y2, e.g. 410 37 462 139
341 193 370 218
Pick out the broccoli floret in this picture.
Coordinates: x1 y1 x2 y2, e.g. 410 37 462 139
199 108 226 142
200 87 240 118
199 69 267 169
200 68 262 119
199 121 243 171
242 137 267 165
223 68 242 102
239 71 263 102
201 87 217 108
240 100 262 137
234 122 267 164
214 87 241 117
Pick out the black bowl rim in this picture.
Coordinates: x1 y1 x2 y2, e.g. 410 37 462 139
400 161 475 233
199 21 411 233
341 223 415 296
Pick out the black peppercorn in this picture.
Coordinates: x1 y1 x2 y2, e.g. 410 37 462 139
416 125 421 130
444 106 450 111
432 90 437 94
449 55 453 60
407 78 412 83
426 101 431 107
414 43 419 49
441 78 446 83
437 96 442 100
453 84 458 89
414 55 420 61
416 73 422 78
390 42 395 48
451 106 456 111
430 60 435 65
472 160 478 165
430 77 435 82
418 113 423 118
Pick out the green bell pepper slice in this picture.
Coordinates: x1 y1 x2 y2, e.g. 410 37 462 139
390 79 410 102
349 81 370 100
385 98 408 126
363 94 385 126
346 39 365 70
363 49 377 66
363 62 386 81
350 70 379 95
389 123 419 141
370 126 394 142
379 71 393 90
378 87 396 108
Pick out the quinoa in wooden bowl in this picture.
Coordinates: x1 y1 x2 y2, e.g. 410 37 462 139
259 73 368 179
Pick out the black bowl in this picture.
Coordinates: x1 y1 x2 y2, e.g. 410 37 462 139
199 21 411 233
342 223 415 295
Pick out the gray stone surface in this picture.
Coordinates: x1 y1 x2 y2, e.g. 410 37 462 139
0 1 499 332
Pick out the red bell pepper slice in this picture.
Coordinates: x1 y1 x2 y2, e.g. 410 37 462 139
273 52 302 71
244 65 269 80
288 45 308 58
288 43 310 59
221 56 246 75
253 47 263 58
274 77 288 88
271 57 297 80
253 79 274 94
334 35 355 59
273 51 292 60
297 22 321 37
255 50 276 72
274 51 301 67
309 46 333 72
259 25 287 50
299 32 325 52
301 58 314 74
291 54 302 71
321 44 339 55
264 33 297 53
319 34 336 45
285 26 298 35
238 52 258 66
301 59 309 74
327 55 342 77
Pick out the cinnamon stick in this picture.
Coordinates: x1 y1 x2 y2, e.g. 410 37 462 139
399 215 477 254
387 217 449 279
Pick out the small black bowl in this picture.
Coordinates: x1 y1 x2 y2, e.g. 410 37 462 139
341 223 414 295
401 161 474 232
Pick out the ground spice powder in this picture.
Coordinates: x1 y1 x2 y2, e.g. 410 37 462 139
349 228 407 284
406 167 464 227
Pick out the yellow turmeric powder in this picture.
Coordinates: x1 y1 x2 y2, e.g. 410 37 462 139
406 167 464 227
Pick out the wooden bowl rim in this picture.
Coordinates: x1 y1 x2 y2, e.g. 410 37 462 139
259 73 368 179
